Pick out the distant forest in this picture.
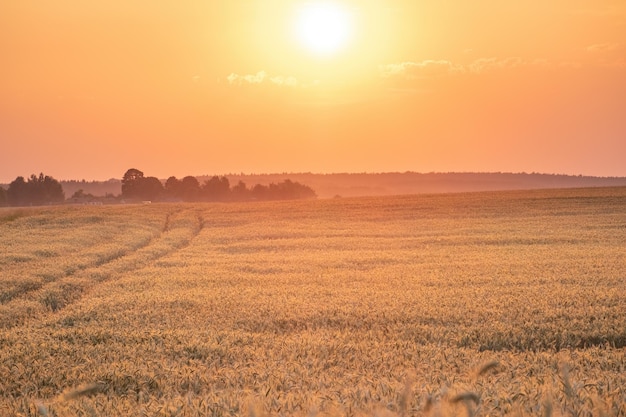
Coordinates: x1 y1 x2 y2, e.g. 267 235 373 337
0 169 316 207
224 172 626 198
2 170 626 207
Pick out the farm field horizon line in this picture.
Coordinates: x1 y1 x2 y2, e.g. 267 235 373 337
4 171 626 206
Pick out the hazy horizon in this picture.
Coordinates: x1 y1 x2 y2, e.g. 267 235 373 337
2 1 625 182
3 169 626 185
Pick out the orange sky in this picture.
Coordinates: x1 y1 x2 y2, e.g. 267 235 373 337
1 0 625 182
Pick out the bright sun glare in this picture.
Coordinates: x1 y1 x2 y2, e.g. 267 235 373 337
293 1 354 56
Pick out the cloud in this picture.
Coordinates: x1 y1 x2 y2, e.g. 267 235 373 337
468 57 525 73
583 43 626 68
268 75 299 87
586 43 622 53
226 71 267 85
381 57 559 80
379 60 465 79
226 71 299 87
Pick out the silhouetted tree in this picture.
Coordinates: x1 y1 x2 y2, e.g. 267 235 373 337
181 176 201 201
278 179 316 200
254 180 316 201
140 176 164 201
164 176 183 199
71 189 88 199
231 181 250 201
120 169 316 203
251 184 269 200
203 176 230 201
121 169 164 201
68 189 99 203
32 173 65 205
0 186 7 207
7 173 65 206
7 176 28 206
121 168 144 199
70 189 94 199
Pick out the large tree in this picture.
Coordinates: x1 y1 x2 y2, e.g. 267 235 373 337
121 169 164 201
231 181 250 201
7 176 28 206
181 176 201 201
140 176 164 201
254 180 317 201
121 168 144 199
202 176 230 201
164 176 183 199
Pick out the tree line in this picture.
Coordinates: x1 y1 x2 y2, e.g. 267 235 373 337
0 169 316 206
0 173 65 207
121 168 316 202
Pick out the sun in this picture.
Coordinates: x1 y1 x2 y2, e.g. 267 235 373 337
293 1 354 57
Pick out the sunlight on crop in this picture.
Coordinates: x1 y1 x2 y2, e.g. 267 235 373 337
0 187 625 415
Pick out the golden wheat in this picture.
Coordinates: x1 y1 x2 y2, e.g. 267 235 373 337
0 187 625 416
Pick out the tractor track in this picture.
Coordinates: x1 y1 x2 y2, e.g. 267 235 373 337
0 209 182 306
0 208 205 328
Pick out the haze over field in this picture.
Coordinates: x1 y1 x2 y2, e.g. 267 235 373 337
53 172 626 201
1 1 625 182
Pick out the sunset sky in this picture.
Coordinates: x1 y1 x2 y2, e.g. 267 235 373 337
1 0 625 182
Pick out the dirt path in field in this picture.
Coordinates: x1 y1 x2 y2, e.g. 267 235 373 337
0 209 205 328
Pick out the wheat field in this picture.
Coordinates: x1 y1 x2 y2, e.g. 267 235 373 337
1 187 625 416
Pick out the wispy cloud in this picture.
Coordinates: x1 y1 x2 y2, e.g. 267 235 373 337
226 71 299 87
586 42 622 53
268 74 299 87
381 57 557 80
468 57 524 73
226 71 267 85
379 60 465 79
583 43 625 68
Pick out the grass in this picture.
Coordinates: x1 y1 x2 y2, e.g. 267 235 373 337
0 187 625 416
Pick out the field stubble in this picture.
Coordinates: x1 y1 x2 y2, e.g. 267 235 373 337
0 187 625 416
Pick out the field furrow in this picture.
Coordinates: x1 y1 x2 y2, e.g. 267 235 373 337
0 206 166 303
0 206 203 328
